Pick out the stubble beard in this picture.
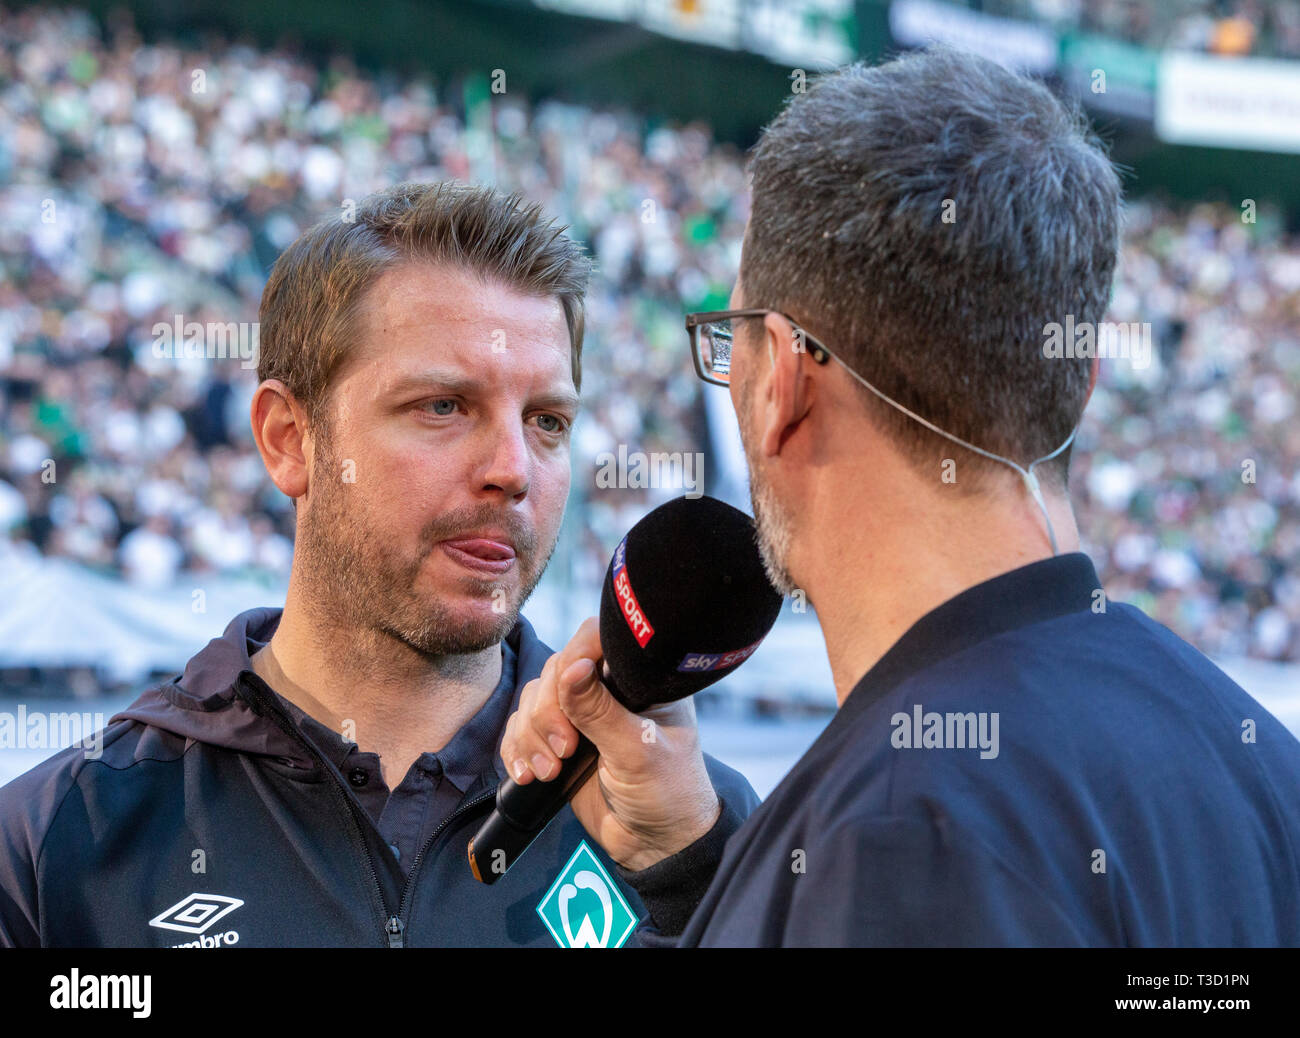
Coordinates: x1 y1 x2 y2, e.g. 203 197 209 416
737 376 799 596
294 431 558 659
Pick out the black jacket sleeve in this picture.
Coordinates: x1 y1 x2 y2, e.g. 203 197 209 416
0 747 85 948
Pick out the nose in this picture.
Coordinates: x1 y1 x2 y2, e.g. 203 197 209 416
478 416 530 500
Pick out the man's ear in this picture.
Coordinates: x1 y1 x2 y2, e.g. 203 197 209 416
250 379 311 501
758 313 814 459
1085 354 1100 405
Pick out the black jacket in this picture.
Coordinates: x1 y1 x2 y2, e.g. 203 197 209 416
0 607 758 947
669 554 1300 946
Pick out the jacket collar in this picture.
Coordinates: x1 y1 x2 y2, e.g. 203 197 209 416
110 607 556 778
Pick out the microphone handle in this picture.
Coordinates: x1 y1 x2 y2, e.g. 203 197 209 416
468 733 598 884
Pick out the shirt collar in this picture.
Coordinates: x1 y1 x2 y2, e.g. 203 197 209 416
433 638 517 793
839 551 1102 723
244 616 520 793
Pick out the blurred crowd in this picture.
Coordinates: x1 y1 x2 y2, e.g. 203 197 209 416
0 7 1297 661
1074 200 1300 661
984 0 1300 56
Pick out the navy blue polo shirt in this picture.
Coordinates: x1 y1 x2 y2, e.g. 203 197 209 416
652 552 1300 946
247 628 517 873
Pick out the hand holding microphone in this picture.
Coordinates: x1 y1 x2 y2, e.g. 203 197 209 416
468 496 782 882
500 618 723 872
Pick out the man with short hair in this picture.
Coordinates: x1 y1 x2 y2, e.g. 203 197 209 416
502 50 1300 946
0 181 756 947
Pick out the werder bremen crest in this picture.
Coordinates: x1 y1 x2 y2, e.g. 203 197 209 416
536 841 638 948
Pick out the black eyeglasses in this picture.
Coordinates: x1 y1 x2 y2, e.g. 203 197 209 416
688 309 1082 557
685 309 832 386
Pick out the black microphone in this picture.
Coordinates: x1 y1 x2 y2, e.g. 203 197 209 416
468 495 783 883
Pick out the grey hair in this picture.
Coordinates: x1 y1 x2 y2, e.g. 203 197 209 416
740 47 1123 490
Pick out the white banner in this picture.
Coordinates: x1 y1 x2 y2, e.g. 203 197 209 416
889 0 1057 73
0 544 285 681
1156 52 1300 153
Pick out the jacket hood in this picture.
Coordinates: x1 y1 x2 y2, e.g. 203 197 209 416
109 606 554 774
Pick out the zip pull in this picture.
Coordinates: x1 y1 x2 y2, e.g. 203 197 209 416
385 916 404 948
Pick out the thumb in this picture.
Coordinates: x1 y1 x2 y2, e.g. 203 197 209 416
556 657 639 749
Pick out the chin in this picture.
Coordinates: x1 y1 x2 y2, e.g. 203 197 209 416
451 586 521 624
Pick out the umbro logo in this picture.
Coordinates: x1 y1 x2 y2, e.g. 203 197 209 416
149 893 243 947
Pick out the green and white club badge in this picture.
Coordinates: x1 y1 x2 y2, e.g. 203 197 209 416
536 840 639 948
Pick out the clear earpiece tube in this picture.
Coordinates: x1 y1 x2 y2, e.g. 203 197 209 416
828 352 1080 556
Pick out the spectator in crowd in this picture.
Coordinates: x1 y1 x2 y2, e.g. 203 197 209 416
0 6 1296 663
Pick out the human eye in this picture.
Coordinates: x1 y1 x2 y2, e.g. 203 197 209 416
531 413 570 435
421 398 459 416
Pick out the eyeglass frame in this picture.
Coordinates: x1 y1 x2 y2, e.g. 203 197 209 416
684 306 1082 556
685 308 832 387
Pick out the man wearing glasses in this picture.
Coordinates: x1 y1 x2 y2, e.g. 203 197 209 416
501 49 1300 945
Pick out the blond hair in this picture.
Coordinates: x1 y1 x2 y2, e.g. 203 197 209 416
257 180 591 426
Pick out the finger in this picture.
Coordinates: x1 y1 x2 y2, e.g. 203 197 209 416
500 680 536 763
516 676 540 719
524 665 581 761
513 658 571 783
503 677 547 783
556 654 642 750
555 616 602 675
511 625 607 783
500 709 534 785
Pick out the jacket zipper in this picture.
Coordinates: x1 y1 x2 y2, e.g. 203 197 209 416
389 787 498 945
237 675 395 945
236 673 499 948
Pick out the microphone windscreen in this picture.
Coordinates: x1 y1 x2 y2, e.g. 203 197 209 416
598 496 783 712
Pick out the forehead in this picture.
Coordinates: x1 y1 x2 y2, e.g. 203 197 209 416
340 261 573 391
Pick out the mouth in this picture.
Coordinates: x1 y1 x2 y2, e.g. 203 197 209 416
439 534 518 576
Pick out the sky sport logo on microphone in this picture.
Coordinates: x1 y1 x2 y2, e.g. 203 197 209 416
677 638 764 673
611 536 654 647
